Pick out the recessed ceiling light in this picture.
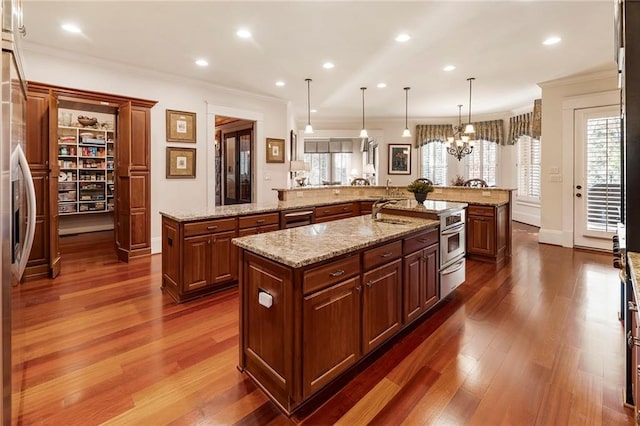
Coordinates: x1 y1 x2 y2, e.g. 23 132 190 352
395 33 411 42
195 59 208 67
61 23 81 33
311 109 317 113
443 65 456 72
236 28 252 39
323 62 335 69
377 83 387 88
543 36 561 45
275 80 285 87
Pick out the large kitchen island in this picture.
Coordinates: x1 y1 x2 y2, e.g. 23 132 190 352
233 213 443 415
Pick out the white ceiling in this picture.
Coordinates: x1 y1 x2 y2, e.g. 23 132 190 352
22 1 615 121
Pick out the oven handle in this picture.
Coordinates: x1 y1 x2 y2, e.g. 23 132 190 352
11 144 36 282
441 259 465 274
441 223 465 236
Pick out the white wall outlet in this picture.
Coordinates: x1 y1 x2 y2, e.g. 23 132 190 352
549 174 563 182
296 191 303 198
550 166 560 174
482 191 491 197
434 188 443 194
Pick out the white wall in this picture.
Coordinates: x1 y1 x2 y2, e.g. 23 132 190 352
22 43 291 254
538 66 618 246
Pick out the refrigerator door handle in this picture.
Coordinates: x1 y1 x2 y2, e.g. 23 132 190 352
12 144 36 281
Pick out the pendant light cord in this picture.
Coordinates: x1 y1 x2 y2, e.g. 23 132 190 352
361 87 366 129
306 78 312 126
467 77 475 125
404 87 410 129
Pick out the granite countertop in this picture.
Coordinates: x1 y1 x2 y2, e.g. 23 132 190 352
426 196 509 207
232 214 439 268
160 196 466 222
383 199 467 214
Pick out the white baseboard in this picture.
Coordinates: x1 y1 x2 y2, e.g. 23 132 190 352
538 228 569 247
151 236 162 254
512 211 540 227
59 224 114 236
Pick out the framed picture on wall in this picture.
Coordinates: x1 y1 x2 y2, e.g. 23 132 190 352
166 109 196 143
266 138 285 163
388 144 411 175
166 147 196 178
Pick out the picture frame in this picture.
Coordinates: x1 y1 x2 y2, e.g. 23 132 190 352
166 147 196 179
166 109 196 143
266 138 285 163
388 144 411 175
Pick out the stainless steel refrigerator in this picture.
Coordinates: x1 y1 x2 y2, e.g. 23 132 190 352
2 0 34 423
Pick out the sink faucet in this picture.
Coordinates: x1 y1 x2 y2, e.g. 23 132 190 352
372 198 398 220
386 178 392 195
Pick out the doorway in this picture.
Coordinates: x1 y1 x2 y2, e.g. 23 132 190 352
215 116 254 205
573 105 621 250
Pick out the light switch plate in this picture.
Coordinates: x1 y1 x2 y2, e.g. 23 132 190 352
549 174 563 182
550 166 560 174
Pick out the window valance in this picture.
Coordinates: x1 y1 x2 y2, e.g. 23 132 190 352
304 139 353 153
415 119 505 147
414 124 454 147
507 112 533 145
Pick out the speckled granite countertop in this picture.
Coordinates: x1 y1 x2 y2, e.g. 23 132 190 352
160 197 466 222
232 214 439 268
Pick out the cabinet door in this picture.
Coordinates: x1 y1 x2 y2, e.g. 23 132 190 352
423 243 439 311
210 230 237 284
362 259 402 353
403 250 423 324
183 235 210 292
303 276 361 397
467 215 496 256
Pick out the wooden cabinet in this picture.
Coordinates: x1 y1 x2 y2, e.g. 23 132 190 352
313 202 359 223
403 228 439 324
466 204 509 263
162 216 238 302
362 258 402 353
359 201 374 215
237 212 280 237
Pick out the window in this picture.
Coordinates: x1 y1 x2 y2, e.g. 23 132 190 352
419 141 448 185
585 115 621 233
303 139 353 185
466 140 496 186
517 136 541 199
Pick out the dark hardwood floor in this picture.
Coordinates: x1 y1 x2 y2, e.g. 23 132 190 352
12 224 633 425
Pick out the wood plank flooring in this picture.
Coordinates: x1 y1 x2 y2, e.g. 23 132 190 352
12 225 634 425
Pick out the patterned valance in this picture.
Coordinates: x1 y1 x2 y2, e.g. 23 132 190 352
507 112 533 145
415 124 454 147
416 120 505 147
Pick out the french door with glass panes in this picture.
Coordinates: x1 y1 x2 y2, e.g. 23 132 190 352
223 128 252 205
574 105 621 249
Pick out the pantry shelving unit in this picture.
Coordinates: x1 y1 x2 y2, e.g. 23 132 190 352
57 125 116 215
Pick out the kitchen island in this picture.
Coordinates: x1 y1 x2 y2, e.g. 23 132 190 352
233 214 441 415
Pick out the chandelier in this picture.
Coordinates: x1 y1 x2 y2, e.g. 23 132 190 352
445 77 476 161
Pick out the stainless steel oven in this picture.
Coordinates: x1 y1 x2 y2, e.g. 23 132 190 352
439 208 466 298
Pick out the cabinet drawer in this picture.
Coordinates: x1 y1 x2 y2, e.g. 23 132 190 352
239 212 280 229
183 218 237 237
314 203 357 219
363 240 402 270
468 205 495 217
238 223 280 237
403 228 439 254
303 255 360 295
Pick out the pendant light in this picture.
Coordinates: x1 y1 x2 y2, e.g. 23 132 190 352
304 78 313 134
359 87 368 139
402 87 411 138
464 77 476 134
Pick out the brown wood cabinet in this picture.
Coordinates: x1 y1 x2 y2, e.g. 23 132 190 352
466 204 509 263
238 225 439 414
162 216 238 302
238 212 280 237
313 202 359 223
25 82 156 278
403 228 439 324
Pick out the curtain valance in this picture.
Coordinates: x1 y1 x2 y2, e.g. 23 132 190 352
471 119 505 144
416 120 505 146
507 112 533 145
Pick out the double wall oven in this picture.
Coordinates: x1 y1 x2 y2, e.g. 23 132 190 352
439 208 466 298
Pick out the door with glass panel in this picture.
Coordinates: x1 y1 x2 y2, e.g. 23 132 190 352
574 106 621 249
223 127 252 205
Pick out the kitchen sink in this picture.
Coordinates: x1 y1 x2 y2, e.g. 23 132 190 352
374 217 411 225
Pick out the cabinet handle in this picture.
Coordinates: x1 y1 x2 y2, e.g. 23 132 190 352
380 252 393 258
323 210 330 214
207 225 218 230
366 281 373 287
342 207 350 211
356 286 361 292
329 269 345 277
630 301 638 312
208 239 211 244
418 238 430 243
256 219 265 224
628 330 640 348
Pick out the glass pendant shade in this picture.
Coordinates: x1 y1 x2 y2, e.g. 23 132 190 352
402 128 411 137
304 124 313 134
464 123 475 134
359 128 368 138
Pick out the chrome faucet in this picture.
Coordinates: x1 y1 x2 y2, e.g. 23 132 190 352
372 198 398 220
385 178 392 195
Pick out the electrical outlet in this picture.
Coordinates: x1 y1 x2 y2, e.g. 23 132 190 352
296 191 303 198
482 191 491 197
434 188 443 194
549 174 563 182
550 166 560 174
